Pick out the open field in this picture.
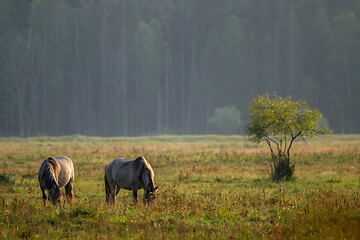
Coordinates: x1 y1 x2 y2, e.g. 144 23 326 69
0 135 359 239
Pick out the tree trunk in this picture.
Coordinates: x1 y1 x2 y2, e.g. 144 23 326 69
100 2 108 135
180 43 185 132
156 76 162 132
121 0 128 136
187 41 196 132
71 4 80 134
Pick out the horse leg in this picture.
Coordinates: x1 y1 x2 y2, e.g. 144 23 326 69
107 183 116 205
105 188 110 203
65 181 74 202
132 190 138 204
115 185 121 196
143 188 150 205
105 174 116 204
41 188 47 206
105 177 111 203
111 188 116 205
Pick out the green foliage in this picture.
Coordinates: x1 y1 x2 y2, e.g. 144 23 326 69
316 117 329 129
71 206 97 218
247 93 330 181
247 93 326 142
207 106 241 134
0 173 14 185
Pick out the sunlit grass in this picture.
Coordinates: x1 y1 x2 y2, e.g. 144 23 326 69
0 135 359 239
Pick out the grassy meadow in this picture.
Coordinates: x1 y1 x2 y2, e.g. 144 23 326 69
0 135 359 239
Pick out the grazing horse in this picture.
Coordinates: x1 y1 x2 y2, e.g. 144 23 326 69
104 156 158 205
38 156 74 205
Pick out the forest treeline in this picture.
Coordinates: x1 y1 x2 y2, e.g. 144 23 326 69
0 0 359 137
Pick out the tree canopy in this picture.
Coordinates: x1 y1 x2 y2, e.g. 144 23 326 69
207 106 241 134
246 93 329 181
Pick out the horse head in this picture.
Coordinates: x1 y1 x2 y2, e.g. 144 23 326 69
50 184 62 205
144 185 159 204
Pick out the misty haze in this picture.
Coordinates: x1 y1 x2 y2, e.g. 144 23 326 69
1 0 359 137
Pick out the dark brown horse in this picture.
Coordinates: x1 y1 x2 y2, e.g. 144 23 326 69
104 156 158 205
38 156 74 205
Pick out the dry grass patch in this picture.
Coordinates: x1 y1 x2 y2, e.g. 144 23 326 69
0 135 359 239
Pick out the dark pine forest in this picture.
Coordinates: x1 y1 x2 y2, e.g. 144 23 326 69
0 0 359 137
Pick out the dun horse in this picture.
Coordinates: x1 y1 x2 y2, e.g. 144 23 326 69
104 156 158 205
38 156 74 205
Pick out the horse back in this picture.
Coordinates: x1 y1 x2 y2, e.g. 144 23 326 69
53 156 74 188
105 157 148 190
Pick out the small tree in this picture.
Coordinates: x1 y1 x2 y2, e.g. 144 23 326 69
246 93 330 181
207 106 241 134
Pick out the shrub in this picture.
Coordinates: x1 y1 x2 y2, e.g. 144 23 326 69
270 156 295 182
0 174 14 185
207 106 241 134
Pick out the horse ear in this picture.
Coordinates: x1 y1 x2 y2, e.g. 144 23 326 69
154 186 159 192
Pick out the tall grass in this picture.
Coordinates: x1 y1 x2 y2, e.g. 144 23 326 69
0 135 359 239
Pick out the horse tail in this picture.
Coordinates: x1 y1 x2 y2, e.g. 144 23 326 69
104 166 111 202
42 158 59 190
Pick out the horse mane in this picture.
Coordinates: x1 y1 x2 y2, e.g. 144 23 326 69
42 157 60 189
134 157 153 176
143 158 154 179
135 156 155 192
